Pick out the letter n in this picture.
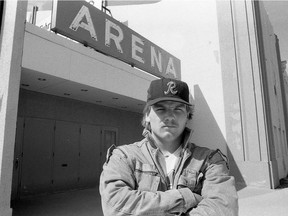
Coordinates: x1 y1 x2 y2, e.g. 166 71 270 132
151 46 162 73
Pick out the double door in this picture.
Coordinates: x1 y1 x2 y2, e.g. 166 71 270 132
11 117 118 199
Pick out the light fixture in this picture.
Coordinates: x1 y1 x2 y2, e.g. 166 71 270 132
38 78 46 81
112 97 119 100
81 89 88 92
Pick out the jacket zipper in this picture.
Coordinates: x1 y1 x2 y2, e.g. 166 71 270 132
172 149 191 189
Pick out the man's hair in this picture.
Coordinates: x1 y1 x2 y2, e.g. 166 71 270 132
141 103 194 130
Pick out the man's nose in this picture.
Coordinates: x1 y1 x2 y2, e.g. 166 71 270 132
164 110 175 121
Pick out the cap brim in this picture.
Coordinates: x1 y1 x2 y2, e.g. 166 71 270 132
147 97 192 106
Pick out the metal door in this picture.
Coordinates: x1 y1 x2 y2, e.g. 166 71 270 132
79 124 101 187
20 118 54 196
53 121 80 192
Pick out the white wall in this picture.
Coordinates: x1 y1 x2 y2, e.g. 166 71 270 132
0 1 27 215
260 3 288 179
179 1 227 154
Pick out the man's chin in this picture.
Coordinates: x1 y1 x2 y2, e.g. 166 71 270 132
160 132 178 140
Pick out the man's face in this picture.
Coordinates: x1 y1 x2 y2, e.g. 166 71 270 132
146 101 189 144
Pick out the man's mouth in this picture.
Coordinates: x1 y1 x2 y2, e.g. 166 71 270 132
163 124 177 128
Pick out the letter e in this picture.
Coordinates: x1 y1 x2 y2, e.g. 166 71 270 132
132 35 144 64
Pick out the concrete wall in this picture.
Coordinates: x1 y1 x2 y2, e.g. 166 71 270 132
215 0 277 188
282 62 288 119
259 2 288 181
182 0 288 188
0 1 27 215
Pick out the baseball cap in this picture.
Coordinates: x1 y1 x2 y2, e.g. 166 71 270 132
146 78 192 106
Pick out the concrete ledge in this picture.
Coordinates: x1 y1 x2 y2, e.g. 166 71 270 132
239 187 288 216
230 160 273 188
0 207 12 216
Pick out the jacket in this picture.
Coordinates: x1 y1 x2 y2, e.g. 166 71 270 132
99 129 238 216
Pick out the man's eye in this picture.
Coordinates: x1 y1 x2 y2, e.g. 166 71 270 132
155 108 165 111
175 107 185 111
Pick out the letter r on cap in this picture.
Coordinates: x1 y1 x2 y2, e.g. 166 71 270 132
164 81 178 95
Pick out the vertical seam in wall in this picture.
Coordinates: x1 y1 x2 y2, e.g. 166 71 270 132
18 117 26 196
244 0 262 161
230 0 246 161
253 1 273 163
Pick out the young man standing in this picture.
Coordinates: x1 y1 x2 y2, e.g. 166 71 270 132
100 78 238 215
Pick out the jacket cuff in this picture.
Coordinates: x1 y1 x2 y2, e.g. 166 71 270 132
178 188 203 211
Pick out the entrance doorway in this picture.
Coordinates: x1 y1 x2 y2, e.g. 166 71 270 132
11 117 118 200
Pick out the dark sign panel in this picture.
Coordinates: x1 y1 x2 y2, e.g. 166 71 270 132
51 0 181 79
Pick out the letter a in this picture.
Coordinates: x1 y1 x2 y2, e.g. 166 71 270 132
69 5 97 40
165 57 177 78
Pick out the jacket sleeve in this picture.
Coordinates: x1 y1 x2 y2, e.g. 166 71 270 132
99 147 199 216
188 150 239 216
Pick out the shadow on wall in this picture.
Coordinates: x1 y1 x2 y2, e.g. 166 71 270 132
190 85 246 191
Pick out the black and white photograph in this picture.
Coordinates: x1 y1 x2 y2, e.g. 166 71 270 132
1 0 288 215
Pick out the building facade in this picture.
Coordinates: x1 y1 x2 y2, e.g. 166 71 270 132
215 0 288 189
1 0 288 215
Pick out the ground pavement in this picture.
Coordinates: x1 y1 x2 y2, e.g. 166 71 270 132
12 183 288 216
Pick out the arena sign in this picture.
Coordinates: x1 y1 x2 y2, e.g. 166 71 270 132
51 0 181 79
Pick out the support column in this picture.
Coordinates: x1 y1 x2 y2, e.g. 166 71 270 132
216 0 275 188
0 0 27 215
